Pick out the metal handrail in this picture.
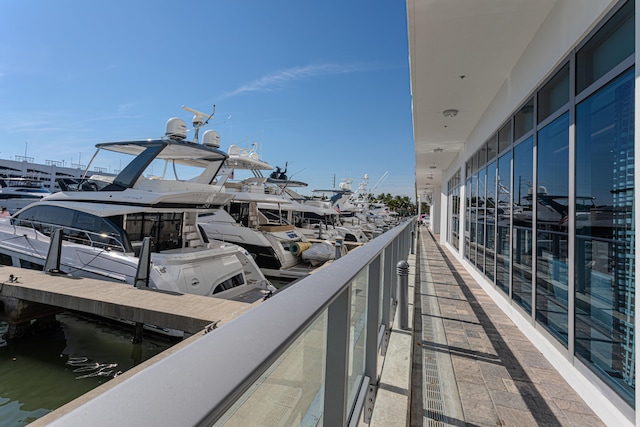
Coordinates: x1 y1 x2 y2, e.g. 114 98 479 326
12 219 127 253
47 218 416 427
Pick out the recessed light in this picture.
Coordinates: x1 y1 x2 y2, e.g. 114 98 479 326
434 147 444 153
442 109 459 118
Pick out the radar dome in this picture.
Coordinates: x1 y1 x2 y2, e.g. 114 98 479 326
165 118 187 140
202 130 220 148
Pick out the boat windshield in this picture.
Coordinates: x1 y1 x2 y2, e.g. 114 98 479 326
12 205 129 252
79 139 228 191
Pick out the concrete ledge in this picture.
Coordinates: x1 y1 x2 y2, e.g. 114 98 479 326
370 246 416 426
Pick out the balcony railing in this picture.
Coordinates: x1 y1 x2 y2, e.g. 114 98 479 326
47 218 416 427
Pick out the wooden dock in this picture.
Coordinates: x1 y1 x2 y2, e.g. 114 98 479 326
0 266 269 335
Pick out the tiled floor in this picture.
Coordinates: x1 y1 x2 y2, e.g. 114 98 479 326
411 229 605 427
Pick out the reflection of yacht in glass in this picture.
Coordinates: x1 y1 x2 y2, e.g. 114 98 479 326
511 186 614 232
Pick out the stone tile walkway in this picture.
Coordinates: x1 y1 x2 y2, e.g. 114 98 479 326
410 229 605 427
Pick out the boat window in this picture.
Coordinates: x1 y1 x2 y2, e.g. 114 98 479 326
212 273 245 295
226 202 250 226
124 212 183 253
0 252 12 266
12 205 127 251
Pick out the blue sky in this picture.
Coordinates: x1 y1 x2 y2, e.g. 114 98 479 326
0 1 415 199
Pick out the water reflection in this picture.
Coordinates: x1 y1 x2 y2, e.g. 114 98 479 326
0 313 173 427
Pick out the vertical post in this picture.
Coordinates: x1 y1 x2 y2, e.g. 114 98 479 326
411 229 415 255
396 260 410 330
132 322 144 344
324 287 351 427
133 236 151 343
44 228 64 274
135 237 152 289
363 255 383 423
365 255 382 381
381 245 393 328
335 238 344 259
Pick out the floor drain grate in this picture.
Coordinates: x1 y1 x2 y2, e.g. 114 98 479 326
422 304 448 427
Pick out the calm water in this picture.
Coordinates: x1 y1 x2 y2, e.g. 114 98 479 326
0 313 174 427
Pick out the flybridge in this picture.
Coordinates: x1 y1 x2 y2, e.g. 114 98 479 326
75 106 230 191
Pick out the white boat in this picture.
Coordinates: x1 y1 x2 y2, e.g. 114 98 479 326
0 113 274 304
198 143 316 279
0 177 51 214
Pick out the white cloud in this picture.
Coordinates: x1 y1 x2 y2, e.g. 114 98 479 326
219 62 370 99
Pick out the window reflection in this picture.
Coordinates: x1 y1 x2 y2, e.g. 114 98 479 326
485 162 496 281
496 152 511 294
477 168 486 272
512 137 534 313
536 113 569 345
470 173 478 265
575 69 634 403
465 177 471 260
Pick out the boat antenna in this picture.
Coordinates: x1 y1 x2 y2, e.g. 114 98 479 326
182 105 216 143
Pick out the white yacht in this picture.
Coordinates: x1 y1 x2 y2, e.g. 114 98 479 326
0 113 273 300
0 177 51 214
198 144 315 279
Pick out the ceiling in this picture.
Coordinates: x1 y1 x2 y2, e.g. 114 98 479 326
407 0 558 201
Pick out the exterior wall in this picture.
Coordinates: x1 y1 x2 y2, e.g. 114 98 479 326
0 158 109 192
441 1 635 426
463 0 617 159
430 189 441 235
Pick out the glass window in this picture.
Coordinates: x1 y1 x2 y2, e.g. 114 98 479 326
452 187 460 250
465 177 472 260
498 121 512 154
476 167 486 272
477 146 487 170
485 161 497 282
496 152 512 294
512 137 534 313
575 69 634 404
487 135 498 162
514 99 534 141
347 270 368 411
535 113 569 345
470 173 478 265
576 1 634 94
538 63 570 123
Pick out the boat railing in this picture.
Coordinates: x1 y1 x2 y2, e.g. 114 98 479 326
13 219 128 253
46 217 417 427
56 177 113 192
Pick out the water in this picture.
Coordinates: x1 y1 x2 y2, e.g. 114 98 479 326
0 313 174 427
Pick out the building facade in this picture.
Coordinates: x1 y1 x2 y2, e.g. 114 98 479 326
411 1 637 425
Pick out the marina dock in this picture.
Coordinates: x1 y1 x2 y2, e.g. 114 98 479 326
0 266 268 336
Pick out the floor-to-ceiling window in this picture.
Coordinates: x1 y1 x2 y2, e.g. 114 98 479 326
447 170 461 250
485 160 496 282
574 0 635 404
448 0 634 408
512 136 534 313
496 150 511 294
536 112 569 344
477 164 486 273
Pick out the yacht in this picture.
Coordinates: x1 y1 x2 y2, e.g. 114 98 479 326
0 177 51 214
198 143 316 279
0 112 273 301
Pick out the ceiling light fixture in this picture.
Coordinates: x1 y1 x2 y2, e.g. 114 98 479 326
433 147 444 153
442 109 459 118
429 165 437 169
